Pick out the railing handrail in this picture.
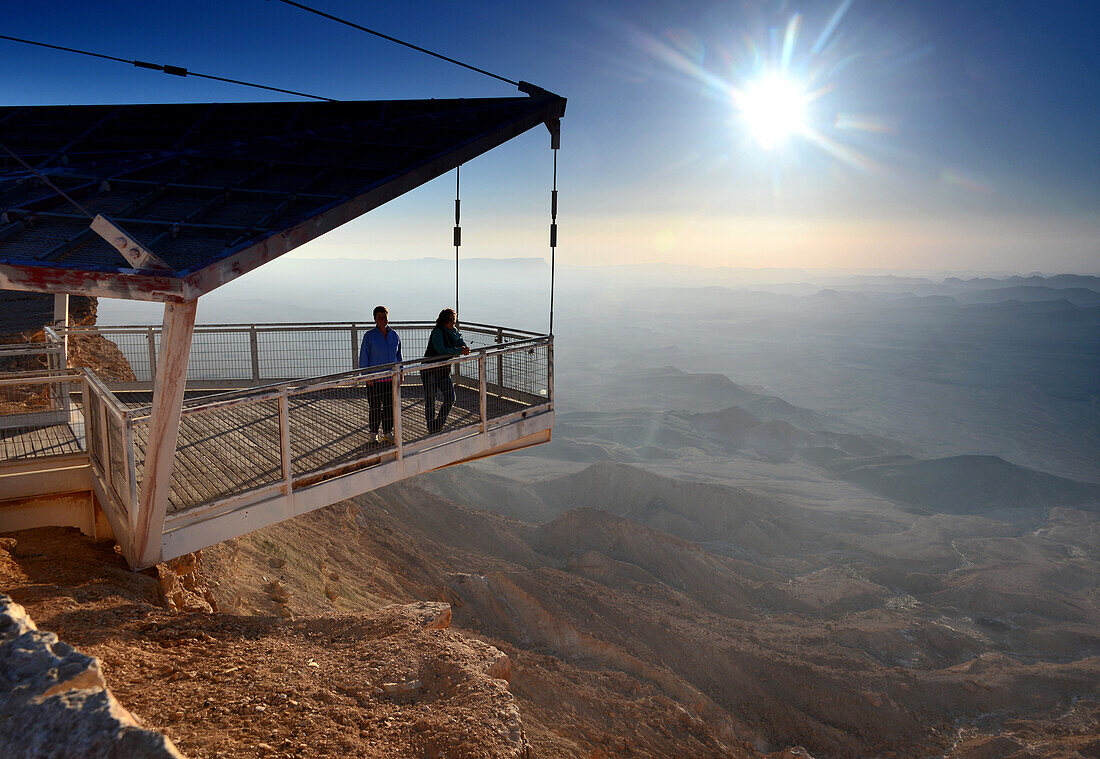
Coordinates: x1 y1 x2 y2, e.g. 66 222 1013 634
457 321 544 337
0 369 81 386
43 325 63 345
128 334 553 420
81 368 129 422
56 320 544 338
0 342 64 354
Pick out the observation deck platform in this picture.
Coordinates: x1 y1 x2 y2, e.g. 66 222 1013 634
0 321 553 568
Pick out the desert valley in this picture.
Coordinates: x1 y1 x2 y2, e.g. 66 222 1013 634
3 266 1097 757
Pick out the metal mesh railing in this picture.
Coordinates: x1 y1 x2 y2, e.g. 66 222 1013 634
84 380 105 469
106 410 130 507
0 371 84 461
128 335 552 517
500 341 551 399
257 327 355 380
182 330 253 381
82 371 136 529
401 354 484 445
486 342 550 421
57 321 537 388
0 337 64 375
287 372 385 482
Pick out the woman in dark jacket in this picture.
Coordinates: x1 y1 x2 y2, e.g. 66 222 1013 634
422 308 469 432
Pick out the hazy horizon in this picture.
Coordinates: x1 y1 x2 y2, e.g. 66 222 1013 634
97 262 1100 488
197 254 1100 278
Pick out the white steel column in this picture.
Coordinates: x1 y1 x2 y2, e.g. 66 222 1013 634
278 390 292 493
478 353 487 433
53 293 69 369
133 299 198 568
392 368 403 459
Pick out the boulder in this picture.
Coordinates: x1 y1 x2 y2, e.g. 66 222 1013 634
483 649 512 683
153 555 214 614
0 593 185 758
775 748 815 759
381 679 423 697
408 601 452 630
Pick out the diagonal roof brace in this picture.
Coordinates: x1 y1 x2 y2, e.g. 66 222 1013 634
90 214 172 271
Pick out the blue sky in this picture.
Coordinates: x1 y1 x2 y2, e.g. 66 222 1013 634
4 0 1098 272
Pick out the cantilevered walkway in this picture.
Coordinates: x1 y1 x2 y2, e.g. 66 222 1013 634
0 321 552 567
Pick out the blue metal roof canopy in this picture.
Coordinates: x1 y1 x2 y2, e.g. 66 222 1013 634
0 91 565 302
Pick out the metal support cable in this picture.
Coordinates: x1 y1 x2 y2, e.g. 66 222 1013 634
0 34 334 101
454 166 461 322
269 0 520 87
184 70 334 101
549 147 558 336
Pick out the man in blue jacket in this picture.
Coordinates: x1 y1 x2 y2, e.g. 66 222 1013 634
358 305 402 444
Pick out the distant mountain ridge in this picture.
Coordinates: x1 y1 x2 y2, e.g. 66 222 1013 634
537 389 907 466
824 454 1100 517
959 286 1100 307
568 365 845 427
528 363 1100 523
544 409 1100 521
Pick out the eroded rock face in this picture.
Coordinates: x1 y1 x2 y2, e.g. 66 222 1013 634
0 294 138 380
0 593 185 759
66 328 138 382
154 550 218 614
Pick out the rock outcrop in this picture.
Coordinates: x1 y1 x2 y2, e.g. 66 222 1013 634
153 550 219 613
62 297 137 381
0 294 137 380
0 593 184 758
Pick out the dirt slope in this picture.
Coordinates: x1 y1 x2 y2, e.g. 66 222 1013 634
3 474 1097 758
0 528 529 759
195 483 1098 758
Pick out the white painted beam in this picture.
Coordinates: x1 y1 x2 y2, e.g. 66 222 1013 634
52 294 69 369
90 215 172 272
132 299 198 567
0 262 186 302
0 457 91 500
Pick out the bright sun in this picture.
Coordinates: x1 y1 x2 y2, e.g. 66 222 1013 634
736 73 808 150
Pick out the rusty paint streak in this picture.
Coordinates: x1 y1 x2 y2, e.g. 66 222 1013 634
0 263 185 302
291 455 387 490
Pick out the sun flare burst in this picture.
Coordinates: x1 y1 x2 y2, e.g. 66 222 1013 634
735 73 808 150
629 1 903 176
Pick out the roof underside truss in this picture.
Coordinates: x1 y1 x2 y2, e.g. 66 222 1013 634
0 94 565 302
